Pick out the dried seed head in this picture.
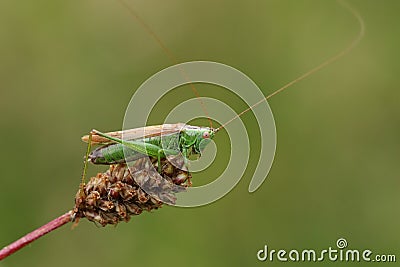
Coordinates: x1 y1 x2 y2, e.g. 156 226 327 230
173 171 189 185
115 203 128 220
125 202 142 215
98 200 114 211
73 156 191 226
85 191 100 206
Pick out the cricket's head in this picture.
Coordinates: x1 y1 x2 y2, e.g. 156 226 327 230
195 127 215 154
181 125 216 154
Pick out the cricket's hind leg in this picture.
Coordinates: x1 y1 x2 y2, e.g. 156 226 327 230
79 131 94 197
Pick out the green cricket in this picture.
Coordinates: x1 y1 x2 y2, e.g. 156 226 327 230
81 123 215 173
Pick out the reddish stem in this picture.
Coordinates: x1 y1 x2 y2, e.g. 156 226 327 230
0 211 72 261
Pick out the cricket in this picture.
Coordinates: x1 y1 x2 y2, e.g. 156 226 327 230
0 0 365 261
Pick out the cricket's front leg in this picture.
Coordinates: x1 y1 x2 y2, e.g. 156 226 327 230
182 148 192 186
156 149 163 173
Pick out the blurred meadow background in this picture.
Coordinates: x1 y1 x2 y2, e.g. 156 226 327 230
0 0 399 266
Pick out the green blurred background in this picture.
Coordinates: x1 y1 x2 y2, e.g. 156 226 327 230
0 0 399 266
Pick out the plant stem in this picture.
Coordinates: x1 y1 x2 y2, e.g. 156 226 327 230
0 210 73 261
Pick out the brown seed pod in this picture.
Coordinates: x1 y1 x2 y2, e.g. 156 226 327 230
73 155 191 226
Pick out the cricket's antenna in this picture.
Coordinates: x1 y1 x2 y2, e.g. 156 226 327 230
216 0 365 132
116 0 213 128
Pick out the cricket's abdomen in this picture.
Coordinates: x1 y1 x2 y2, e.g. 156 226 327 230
87 133 181 165
88 143 145 165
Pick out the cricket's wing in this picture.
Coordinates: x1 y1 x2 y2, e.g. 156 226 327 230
81 123 186 144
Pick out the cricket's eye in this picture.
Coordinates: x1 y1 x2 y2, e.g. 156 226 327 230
202 131 210 139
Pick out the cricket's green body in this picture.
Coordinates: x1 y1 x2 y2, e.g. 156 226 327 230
85 124 215 166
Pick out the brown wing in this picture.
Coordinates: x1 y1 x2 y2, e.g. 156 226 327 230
81 123 186 145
